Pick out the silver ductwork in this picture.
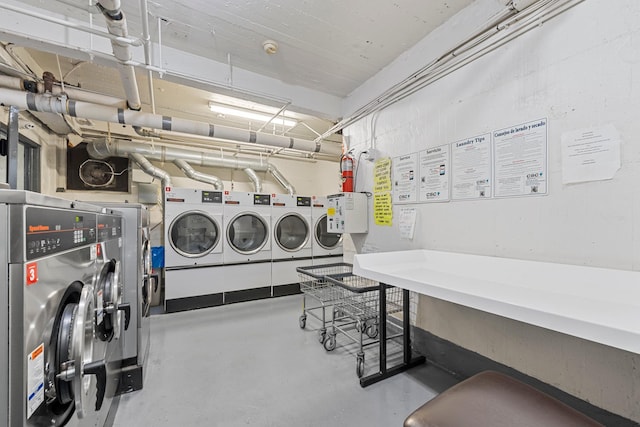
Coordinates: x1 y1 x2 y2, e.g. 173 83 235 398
0 88 340 156
130 152 171 186
173 159 223 190
243 168 262 193
87 139 296 195
96 0 142 110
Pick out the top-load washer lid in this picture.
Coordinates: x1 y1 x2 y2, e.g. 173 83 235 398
275 213 309 252
169 211 220 257
315 215 342 250
227 212 268 255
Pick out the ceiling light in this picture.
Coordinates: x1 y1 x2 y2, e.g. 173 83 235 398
208 103 297 127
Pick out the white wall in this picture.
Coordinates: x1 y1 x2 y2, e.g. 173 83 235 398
343 0 640 422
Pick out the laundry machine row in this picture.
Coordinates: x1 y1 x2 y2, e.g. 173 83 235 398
0 190 135 427
163 188 343 313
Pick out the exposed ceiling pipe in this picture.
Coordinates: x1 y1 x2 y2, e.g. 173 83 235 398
130 152 171 187
0 88 340 156
173 159 223 190
0 74 127 108
243 168 262 193
96 0 142 110
86 138 296 195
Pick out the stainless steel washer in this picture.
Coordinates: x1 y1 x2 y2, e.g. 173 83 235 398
0 190 119 427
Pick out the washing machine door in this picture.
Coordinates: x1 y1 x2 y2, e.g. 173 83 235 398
96 259 124 341
55 284 107 419
227 213 269 255
315 214 342 249
141 235 152 317
275 213 309 252
169 211 220 258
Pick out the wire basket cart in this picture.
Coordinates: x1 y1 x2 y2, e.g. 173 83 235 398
296 263 353 343
323 273 404 378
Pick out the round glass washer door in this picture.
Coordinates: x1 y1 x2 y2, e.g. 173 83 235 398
227 213 268 255
315 215 342 250
275 213 309 252
169 211 220 258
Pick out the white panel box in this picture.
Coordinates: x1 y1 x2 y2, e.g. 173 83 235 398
327 192 368 234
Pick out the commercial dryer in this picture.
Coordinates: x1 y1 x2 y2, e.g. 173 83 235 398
97 202 151 393
0 190 120 427
311 195 343 264
271 194 312 295
164 187 224 310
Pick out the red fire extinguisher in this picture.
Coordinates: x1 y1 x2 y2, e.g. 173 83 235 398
341 152 354 192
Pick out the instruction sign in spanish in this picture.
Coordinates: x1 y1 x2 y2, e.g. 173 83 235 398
374 157 392 226
561 124 621 184
393 153 418 204
451 133 492 200
419 144 450 202
493 118 548 197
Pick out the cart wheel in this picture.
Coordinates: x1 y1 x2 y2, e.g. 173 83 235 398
318 329 326 344
356 356 365 378
365 323 378 339
324 335 336 352
299 315 307 329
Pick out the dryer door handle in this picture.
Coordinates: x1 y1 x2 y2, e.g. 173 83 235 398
84 360 106 411
118 303 131 330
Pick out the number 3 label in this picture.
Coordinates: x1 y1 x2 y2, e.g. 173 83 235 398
26 263 38 286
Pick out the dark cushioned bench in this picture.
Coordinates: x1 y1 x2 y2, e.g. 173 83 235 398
404 371 604 427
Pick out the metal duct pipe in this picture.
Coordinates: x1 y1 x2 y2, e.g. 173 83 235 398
173 159 223 190
0 75 127 108
0 88 339 155
96 0 142 110
243 168 262 193
267 164 296 195
130 152 172 186
86 139 296 195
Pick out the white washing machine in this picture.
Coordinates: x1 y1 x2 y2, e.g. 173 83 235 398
0 190 120 427
271 194 312 294
164 187 224 312
311 195 343 265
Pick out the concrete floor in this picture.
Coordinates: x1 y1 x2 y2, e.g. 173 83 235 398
112 295 458 426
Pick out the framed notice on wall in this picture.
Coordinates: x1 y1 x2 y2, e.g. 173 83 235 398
493 118 548 197
392 153 418 204
418 144 450 202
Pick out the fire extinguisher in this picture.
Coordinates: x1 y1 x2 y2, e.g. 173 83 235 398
341 152 354 192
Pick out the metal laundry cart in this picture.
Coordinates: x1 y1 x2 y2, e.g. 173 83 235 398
323 273 404 378
296 263 352 343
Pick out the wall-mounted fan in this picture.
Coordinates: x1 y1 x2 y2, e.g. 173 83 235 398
67 143 129 192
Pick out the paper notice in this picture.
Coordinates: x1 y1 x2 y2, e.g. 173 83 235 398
419 144 450 202
451 133 492 200
561 125 621 184
374 193 392 226
393 153 418 204
398 208 417 239
373 157 392 193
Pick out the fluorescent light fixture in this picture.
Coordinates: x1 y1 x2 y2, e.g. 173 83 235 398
208 102 297 127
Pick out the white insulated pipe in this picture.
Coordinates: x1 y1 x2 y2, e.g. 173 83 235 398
86 139 296 195
243 168 262 193
173 159 223 190
96 0 142 110
0 88 338 156
130 152 171 186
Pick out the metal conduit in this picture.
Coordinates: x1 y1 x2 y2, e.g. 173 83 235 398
243 168 262 193
86 139 296 195
173 159 223 190
130 152 171 186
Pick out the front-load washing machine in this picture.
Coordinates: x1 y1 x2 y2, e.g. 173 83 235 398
97 202 151 393
271 194 312 295
311 195 343 264
164 187 224 311
0 190 119 427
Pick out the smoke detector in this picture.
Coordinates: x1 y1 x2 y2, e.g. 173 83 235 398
262 40 279 55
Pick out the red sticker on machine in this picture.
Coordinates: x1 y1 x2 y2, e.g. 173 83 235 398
26 263 38 286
